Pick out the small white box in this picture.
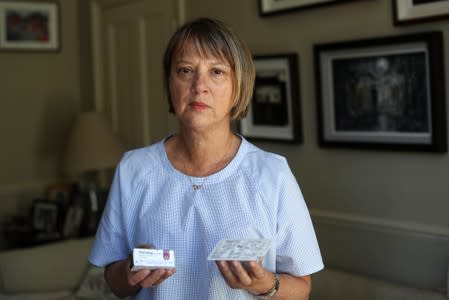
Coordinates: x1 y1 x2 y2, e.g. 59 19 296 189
131 248 175 271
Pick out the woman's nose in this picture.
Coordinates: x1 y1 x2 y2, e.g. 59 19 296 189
191 71 208 93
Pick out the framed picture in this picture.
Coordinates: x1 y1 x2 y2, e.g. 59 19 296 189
0 0 60 51
393 0 449 25
32 199 59 232
314 31 447 152
47 183 73 203
62 195 84 238
239 54 302 143
259 0 354 16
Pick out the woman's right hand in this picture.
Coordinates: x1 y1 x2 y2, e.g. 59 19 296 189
128 267 176 288
127 244 176 289
105 243 176 298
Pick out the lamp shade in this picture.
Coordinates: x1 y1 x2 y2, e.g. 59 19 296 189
63 112 124 174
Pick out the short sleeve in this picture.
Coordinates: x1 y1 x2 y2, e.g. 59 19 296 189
275 161 324 276
88 161 131 267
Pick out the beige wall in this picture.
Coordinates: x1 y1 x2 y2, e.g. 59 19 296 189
185 0 449 225
0 0 447 291
0 0 81 218
185 0 449 290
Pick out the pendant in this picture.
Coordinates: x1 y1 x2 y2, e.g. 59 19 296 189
192 184 201 190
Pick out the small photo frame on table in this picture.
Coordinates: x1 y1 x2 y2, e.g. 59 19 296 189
258 0 354 16
239 54 302 143
0 0 60 51
47 183 73 203
393 0 449 25
314 31 447 152
62 189 88 238
32 199 59 233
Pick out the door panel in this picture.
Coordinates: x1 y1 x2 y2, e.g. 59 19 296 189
91 0 179 149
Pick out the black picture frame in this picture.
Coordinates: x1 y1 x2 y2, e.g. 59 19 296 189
314 31 447 152
62 192 85 238
393 0 449 25
239 53 302 143
0 0 60 51
32 199 59 233
258 0 354 17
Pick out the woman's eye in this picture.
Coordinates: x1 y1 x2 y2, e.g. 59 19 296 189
177 67 192 74
212 69 224 76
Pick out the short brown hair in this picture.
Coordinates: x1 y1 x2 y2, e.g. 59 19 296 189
163 18 255 120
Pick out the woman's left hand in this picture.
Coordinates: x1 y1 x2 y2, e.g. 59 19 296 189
216 260 276 296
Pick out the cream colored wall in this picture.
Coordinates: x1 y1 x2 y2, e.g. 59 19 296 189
185 0 449 224
0 0 447 290
185 0 449 291
0 0 81 220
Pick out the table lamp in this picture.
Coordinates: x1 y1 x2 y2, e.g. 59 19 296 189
63 111 124 186
62 111 124 236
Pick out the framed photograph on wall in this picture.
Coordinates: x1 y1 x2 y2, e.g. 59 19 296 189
239 54 302 143
393 0 449 25
0 0 60 51
259 0 354 16
314 31 447 152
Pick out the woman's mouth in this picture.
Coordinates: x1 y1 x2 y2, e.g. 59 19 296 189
190 101 208 110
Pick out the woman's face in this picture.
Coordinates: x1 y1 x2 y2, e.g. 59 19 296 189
169 41 234 132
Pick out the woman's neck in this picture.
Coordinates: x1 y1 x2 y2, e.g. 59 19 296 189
166 128 240 177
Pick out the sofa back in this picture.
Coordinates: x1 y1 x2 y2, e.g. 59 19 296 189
0 238 93 293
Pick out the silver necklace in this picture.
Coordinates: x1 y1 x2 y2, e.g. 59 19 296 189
185 136 235 191
189 177 205 191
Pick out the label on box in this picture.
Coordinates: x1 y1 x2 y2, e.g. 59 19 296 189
131 248 175 271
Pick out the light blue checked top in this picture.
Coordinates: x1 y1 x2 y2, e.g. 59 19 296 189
89 136 324 299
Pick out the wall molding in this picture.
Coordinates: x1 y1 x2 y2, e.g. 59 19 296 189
311 209 449 241
0 181 61 213
0 182 48 196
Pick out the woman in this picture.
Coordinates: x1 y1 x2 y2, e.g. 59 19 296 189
89 18 323 299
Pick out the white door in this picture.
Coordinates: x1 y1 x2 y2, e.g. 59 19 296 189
90 0 182 149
